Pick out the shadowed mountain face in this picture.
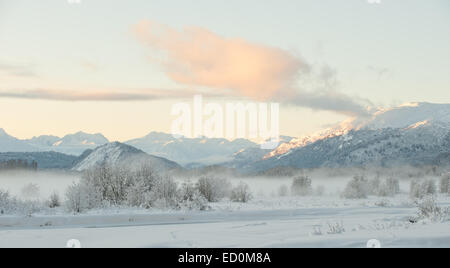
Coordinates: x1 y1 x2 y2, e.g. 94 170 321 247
72 142 181 172
0 142 181 172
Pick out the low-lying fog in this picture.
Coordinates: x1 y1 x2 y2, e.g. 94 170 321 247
0 166 443 202
0 171 80 200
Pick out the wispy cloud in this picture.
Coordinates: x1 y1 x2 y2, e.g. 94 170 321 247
0 88 218 102
133 20 373 117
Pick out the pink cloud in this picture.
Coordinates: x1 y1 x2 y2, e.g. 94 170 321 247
133 20 309 100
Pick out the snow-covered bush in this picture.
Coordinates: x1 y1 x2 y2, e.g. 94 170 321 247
439 174 450 194
0 189 46 215
0 189 14 215
277 185 289 197
230 182 253 203
327 221 345 234
125 165 159 207
415 196 449 222
65 182 102 213
196 177 231 202
178 180 208 210
368 177 400 197
368 177 381 195
47 191 61 208
82 165 133 205
291 175 312 196
144 176 178 209
376 178 400 197
410 179 436 199
341 175 369 199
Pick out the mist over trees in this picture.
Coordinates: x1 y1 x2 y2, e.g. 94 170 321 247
0 159 37 171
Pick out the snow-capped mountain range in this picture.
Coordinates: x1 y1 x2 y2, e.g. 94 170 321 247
0 128 289 166
1 102 449 171
125 132 261 166
0 130 109 156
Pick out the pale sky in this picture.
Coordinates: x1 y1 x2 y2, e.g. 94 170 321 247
0 0 449 141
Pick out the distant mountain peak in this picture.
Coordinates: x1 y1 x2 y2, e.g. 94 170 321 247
0 128 8 136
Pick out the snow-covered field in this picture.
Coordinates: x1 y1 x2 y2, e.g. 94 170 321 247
0 171 449 248
0 195 449 248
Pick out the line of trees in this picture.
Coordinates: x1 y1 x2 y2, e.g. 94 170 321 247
0 159 38 171
65 164 253 213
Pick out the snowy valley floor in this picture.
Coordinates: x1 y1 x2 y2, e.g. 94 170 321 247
0 195 449 248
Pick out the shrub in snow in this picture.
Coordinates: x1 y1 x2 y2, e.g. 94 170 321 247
230 182 253 203
327 221 345 234
47 192 61 208
410 179 436 199
125 166 159 207
144 176 178 209
341 175 369 199
277 185 289 197
386 177 401 195
311 226 322 236
415 196 449 222
376 178 400 197
82 164 133 206
368 177 400 197
65 182 102 213
196 177 231 202
368 177 381 195
291 175 312 196
439 174 450 194
0 189 46 216
0 189 14 215
178 180 208 210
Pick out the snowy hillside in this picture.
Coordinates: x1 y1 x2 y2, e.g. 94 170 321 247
247 121 450 173
265 102 450 159
72 142 180 172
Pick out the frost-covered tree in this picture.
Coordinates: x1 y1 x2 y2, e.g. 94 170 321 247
126 164 159 207
230 182 253 203
0 189 14 215
439 174 450 194
291 175 312 196
196 177 231 202
47 191 61 208
342 175 369 199
410 178 436 199
178 180 208 210
144 176 178 209
65 181 102 213
278 185 289 197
